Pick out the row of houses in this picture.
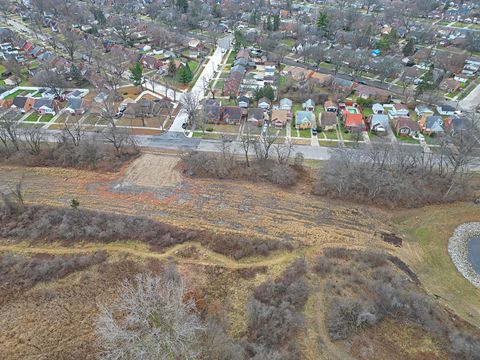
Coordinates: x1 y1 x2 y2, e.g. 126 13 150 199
0 87 88 115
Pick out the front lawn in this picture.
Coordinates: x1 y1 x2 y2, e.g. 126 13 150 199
24 112 40 122
298 129 311 138
395 133 419 143
39 114 54 122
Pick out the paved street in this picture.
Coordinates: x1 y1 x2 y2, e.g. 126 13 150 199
168 35 232 132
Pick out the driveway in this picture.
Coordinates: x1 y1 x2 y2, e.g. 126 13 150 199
459 83 480 112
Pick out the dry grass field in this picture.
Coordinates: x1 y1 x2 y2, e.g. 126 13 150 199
0 153 479 359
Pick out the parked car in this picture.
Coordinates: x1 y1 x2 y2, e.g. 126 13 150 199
312 128 318 136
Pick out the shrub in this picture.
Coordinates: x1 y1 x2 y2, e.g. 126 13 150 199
0 205 288 260
246 258 309 356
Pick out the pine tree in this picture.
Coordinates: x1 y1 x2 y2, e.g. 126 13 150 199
402 38 415 57
129 63 144 89
273 15 280 31
176 0 188 13
263 85 275 101
178 63 193 84
168 59 177 77
233 29 244 51
317 12 328 33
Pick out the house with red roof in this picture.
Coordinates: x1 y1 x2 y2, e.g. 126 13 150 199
342 106 365 132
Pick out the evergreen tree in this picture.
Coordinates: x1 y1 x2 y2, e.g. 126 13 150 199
233 29 244 51
267 15 273 31
129 63 144 88
69 64 81 82
273 15 280 31
168 59 177 77
317 12 329 33
402 38 415 56
263 85 275 101
178 63 193 84
176 0 188 14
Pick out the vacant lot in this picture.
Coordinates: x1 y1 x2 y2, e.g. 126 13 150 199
0 154 479 359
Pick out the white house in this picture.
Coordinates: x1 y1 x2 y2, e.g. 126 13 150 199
372 103 384 115
303 99 315 111
258 97 271 110
279 98 293 111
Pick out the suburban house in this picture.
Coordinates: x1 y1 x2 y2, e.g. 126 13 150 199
222 106 242 125
282 65 310 82
372 103 384 114
247 108 265 126
415 105 434 117
324 100 338 113
271 109 290 128
279 98 293 111
33 98 58 115
421 115 444 135
65 97 86 115
394 117 420 137
124 100 162 119
302 99 315 111
11 96 35 113
140 55 162 70
258 97 271 110
309 72 334 86
205 101 221 124
343 112 365 132
388 104 409 118
237 95 250 108
355 85 392 102
440 78 461 93
368 114 389 134
319 112 337 131
332 77 355 93
222 78 241 97
295 111 314 129
436 104 456 116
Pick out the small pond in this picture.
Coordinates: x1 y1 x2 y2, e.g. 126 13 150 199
467 236 480 275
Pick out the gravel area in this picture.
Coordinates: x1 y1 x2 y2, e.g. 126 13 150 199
448 222 480 288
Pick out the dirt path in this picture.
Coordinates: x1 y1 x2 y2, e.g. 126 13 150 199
0 241 394 270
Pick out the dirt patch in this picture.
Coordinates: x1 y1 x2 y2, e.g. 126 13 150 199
120 154 183 188
381 231 402 247
388 255 420 285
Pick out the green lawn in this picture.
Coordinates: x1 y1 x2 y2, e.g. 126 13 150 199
322 129 338 140
0 65 5 74
280 38 295 48
458 79 480 100
188 61 199 72
39 114 54 123
318 62 334 70
395 134 418 143
362 108 373 117
24 112 40 122
227 50 237 65
3 89 30 100
298 129 311 138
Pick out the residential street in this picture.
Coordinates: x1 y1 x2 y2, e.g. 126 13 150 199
169 35 232 132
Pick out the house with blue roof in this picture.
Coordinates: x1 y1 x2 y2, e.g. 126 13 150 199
423 115 444 135
295 111 314 129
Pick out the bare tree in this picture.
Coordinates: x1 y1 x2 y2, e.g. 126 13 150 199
0 111 20 152
23 126 44 154
253 125 279 161
100 94 136 153
180 92 201 128
60 27 82 61
98 50 128 95
96 270 204 360
274 140 294 164
32 69 67 99
240 127 256 167
61 114 84 146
